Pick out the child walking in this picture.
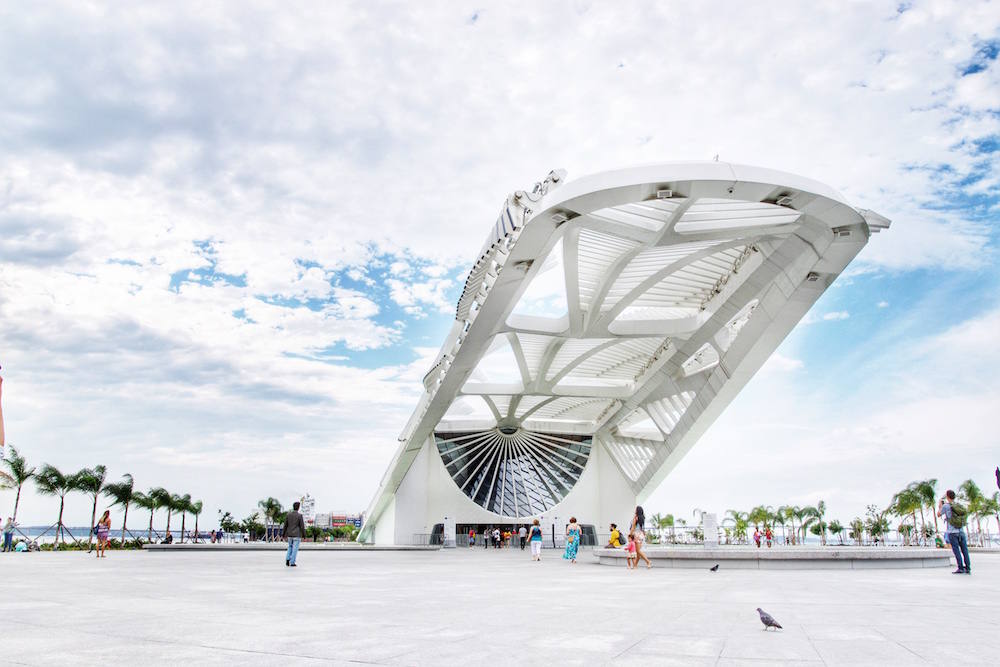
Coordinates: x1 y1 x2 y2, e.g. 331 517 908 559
626 532 638 569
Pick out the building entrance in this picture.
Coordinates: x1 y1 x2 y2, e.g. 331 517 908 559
455 523 596 549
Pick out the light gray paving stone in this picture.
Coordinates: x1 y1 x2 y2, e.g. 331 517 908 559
810 638 928 665
0 548 997 665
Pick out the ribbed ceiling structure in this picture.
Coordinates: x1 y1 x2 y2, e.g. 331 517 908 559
361 162 888 538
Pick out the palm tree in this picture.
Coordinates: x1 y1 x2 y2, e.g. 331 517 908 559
190 500 204 542
912 479 938 543
794 506 811 545
76 465 108 547
661 513 676 543
150 487 172 536
257 497 284 541
1 445 36 521
828 519 845 545
781 505 801 545
774 505 790 545
891 488 921 545
748 505 768 532
174 494 191 542
131 490 157 543
725 510 748 544
985 492 1000 546
959 480 986 546
34 464 84 545
103 474 135 544
801 501 828 545
849 517 864 545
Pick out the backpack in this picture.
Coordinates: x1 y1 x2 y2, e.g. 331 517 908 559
948 502 967 529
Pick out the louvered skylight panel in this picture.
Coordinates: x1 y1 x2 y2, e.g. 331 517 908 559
528 396 615 421
576 229 640 312
675 199 801 233
563 337 664 382
545 338 614 381
602 435 657 482
645 392 695 434
588 199 682 232
490 395 514 419
625 246 748 312
515 333 554 380
515 395 554 419
600 240 727 312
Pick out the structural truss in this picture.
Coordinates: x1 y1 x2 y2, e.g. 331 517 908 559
361 162 888 538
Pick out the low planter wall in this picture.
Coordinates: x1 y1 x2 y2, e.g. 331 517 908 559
594 546 953 569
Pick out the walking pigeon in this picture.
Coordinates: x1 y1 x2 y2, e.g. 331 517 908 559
757 608 782 631
710 564 719 571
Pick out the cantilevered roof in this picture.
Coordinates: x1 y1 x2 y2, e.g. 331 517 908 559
361 161 888 537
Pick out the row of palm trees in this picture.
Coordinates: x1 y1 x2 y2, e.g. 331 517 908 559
1 445 204 546
718 502 834 545
890 478 1000 547
647 475 1000 547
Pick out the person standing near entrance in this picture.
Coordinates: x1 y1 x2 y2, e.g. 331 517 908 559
518 525 527 550
563 517 581 563
283 501 306 567
630 506 652 569
492 527 501 549
529 519 543 561
938 490 971 575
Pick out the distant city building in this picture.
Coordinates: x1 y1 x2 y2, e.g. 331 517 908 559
311 512 364 529
300 493 316 525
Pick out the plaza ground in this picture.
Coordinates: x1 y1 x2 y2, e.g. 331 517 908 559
2 547 998 666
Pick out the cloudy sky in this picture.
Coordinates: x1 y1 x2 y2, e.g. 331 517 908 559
1 1 997 528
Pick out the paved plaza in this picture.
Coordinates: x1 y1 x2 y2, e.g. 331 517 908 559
2 548 998 666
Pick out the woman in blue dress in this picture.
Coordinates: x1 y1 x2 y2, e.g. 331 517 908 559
563 516 581 563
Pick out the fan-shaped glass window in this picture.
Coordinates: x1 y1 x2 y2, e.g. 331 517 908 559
435 429 592 517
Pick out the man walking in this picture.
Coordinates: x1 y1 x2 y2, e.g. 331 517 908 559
938 489 971 575
283 501 307 567
518 525 527 550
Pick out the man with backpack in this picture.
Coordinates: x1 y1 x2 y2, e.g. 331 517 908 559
938 489 971 575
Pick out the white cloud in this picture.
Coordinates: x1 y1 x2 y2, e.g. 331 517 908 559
760 353 804 373
877 301 889 308
385 276 455 317
802 309 852 324
0 1 998 524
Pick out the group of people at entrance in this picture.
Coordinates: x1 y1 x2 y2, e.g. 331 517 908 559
473 526 530 549
471 505 653 568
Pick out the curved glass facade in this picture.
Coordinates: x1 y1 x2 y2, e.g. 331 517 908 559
435 428 592 517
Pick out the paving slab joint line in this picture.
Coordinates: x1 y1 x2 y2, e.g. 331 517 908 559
611 635 647 660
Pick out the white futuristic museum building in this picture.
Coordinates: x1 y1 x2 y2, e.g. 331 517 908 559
359 162 889 546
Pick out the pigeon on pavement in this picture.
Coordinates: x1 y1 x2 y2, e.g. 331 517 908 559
757 608 782 631
710 564 719 571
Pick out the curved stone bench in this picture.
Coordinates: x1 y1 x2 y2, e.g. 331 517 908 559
593 546 952 569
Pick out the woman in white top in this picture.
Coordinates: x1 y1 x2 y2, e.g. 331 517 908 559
630 505 652 569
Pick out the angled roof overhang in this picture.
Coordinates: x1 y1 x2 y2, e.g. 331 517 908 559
360 161 888 539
